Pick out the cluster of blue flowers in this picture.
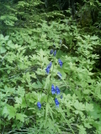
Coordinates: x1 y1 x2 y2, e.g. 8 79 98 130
45 59 63 75
58 59 63 67
50 49 56 56
37 102 41 109
37 46 63 109
45 61 52 74
51 84 60 107
51 85 60 95
55 98 59 107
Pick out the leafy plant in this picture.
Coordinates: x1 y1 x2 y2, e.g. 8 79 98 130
0 0 101 134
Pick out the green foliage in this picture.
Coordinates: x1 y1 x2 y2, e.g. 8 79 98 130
0 0 101 133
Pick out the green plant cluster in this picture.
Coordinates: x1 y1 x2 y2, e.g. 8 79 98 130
0 0 101 134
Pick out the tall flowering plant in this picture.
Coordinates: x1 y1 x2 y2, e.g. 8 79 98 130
37 46 63 109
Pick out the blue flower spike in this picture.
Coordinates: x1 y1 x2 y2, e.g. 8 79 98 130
51 84 56 94
50 49 54 54
55 86 60 95
55 98 59 107
58 59 63 67
53 50 56 56
48 62 52 68
45 62 52 74
45 67 50 74
37 102 41 109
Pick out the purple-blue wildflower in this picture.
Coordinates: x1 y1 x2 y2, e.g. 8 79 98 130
50 49 54 54
45 62 52 74
55 98 59 107
48 61 52 68
53 50 56 56
37 102 41 109
55 86 60 95
51 84 56 94
58 59 63 67
45 67 50 74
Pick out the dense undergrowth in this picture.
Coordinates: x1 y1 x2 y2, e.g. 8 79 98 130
0 0 101 134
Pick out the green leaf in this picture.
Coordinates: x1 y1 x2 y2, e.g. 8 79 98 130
89 103 101 120
74 100 85 111
15 97 22 104
16 86 25 97
2 105 16 119
85 102 93 112
0 46 6 54
16 113 27 122
7 40 15 49
44 75 51 89
32 81 43 89
78 125 86 134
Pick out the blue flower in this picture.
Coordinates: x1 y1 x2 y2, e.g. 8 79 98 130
53 50 56 56
48 61 52 68
50 49 54 54
45 62 52 74
57 72 62 79
55 86 60 95
37 102 41 109
45 67 50 74
51 84 56 94
58 59 63 67
55 98 59 107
